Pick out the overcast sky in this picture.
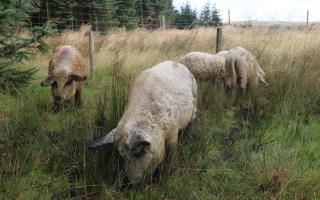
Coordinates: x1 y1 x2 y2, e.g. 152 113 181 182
173 0 320 22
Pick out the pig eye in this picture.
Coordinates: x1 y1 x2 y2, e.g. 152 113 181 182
65 79 73 86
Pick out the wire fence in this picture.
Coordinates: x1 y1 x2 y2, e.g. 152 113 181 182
27 0 229 33
23 0 318 35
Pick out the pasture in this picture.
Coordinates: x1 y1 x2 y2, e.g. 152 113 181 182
1 27 320 199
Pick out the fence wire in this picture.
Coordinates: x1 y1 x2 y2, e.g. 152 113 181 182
28 0 223 32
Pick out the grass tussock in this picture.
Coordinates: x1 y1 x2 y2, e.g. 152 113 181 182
1 27 320 199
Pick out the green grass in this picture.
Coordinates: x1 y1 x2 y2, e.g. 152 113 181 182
1 29 320 199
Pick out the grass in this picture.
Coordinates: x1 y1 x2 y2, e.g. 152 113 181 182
1 27 320 199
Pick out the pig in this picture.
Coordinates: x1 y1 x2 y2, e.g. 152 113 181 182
179 52 226 82
90 61 197 184
218 47 268 90
40 45 87 109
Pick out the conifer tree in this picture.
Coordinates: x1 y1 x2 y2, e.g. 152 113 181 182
94 0 119 31
0 0 54 92
116 0 138 29
54 0 76 29
174 2 197 29
135 0 172 29
30 0 176 30
162 0 176 27
211 4 222 27
200 2 211 26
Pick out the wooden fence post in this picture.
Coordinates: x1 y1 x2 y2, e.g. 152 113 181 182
89 31 95 79
46 0 49 20
161 15 166 29
306 10 309 32
140 0 144 28
216 27 223 53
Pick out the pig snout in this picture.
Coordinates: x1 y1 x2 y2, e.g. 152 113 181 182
54 96 64 106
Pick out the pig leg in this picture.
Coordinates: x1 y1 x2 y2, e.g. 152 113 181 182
239 74 248 93
152 131 179 182
235 57 248 92
75 89 82 107
166 129 179 170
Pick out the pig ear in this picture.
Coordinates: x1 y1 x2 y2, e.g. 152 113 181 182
40 75 56 87
125 130 151 150
89 128 116 148
258 75 268 86
70 74 87 82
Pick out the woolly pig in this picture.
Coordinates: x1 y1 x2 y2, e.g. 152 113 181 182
179 52 225 81
40 45 87 108
216 50 229 58
218 47 267 90
90 61 197 184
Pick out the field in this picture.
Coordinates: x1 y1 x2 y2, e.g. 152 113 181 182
1 26 320 199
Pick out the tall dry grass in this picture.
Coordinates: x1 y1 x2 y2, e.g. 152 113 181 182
30 26 320 76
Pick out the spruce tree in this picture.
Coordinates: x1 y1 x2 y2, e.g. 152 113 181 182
0 0 54 92
174 2 197 29
211 4 222 27
162 0 176 28
94 0 119 31
54 0 76 30
200 2 211 27
135 0 145 27
156 0 176 28
116 0 138 29
146 0 159 29
30 0 176 30
135 0 172 29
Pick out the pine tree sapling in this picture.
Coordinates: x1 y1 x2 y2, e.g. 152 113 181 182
0 62 37 92
0 0 55 92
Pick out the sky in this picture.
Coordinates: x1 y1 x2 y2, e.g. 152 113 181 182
173 0 320 22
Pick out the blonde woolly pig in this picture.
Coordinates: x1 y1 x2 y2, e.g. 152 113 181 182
90 61 197 184
218 47 267 90
179 52 225 82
